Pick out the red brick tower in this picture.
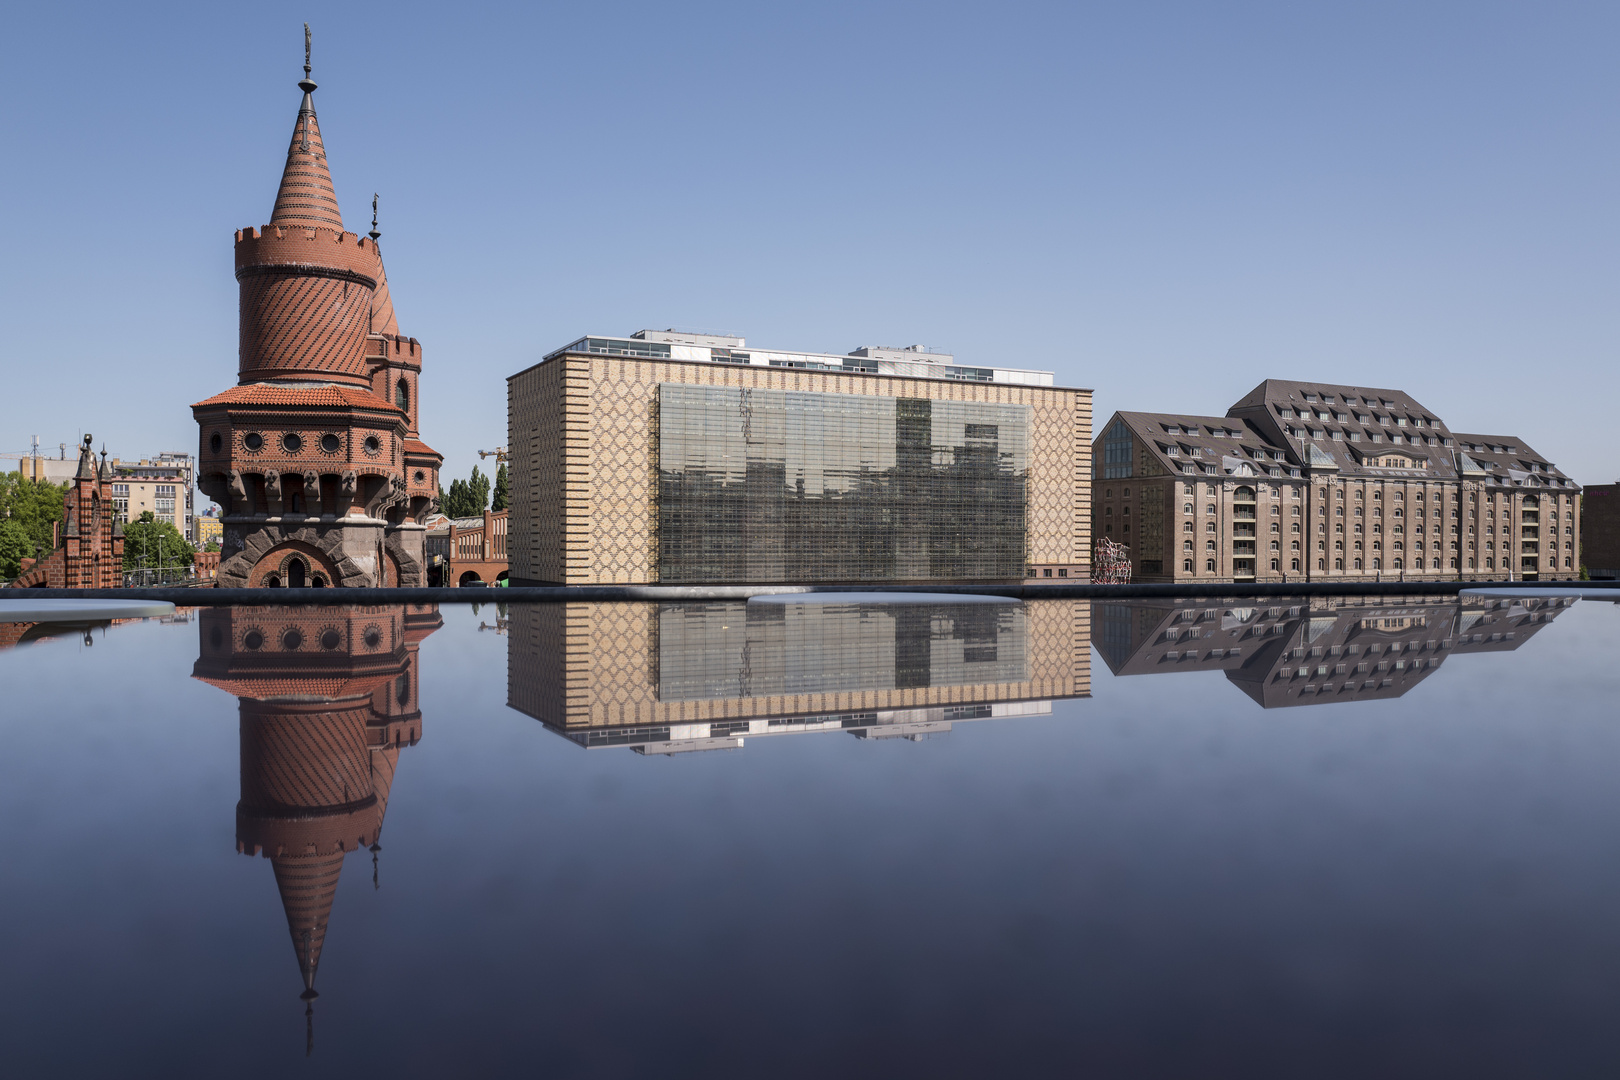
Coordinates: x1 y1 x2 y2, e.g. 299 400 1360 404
192 603 440 1046
194 30 441 588
9 434 125 589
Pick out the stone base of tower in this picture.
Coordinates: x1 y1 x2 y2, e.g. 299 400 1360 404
219 518 426 588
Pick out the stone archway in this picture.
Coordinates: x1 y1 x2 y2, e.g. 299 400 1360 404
246 541 342 589
219 526 378 588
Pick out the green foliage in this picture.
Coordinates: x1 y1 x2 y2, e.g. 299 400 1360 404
204 540 221 553
0 472 67 575
441 466 492 518
1580 564 1590 581
0 518 36 580
492 462 510 512
122 510 195 571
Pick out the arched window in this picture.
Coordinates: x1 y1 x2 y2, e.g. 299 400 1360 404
396 378 409 411
1183 540 1193 552
1334 558 1343 570
1206 540 1216 552
287 558 306 588
1183 559 1194 572
1354 558 1363 569
1270 558 1279 570
1291 558 1300 571
1372 558 1382 570
1205 559 1216 572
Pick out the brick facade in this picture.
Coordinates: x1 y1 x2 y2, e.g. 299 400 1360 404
1096 380 1581 584
192 49 440 589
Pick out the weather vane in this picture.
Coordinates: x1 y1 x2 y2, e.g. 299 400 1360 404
304 22 312 79
370 194 381 241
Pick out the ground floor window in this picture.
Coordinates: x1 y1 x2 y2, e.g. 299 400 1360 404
1183 559 1194 572
1205 559 1216 572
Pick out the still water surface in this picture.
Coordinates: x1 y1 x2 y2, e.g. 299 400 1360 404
2 593 1618 1077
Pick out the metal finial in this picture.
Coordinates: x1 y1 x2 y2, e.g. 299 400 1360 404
297 23 318 101
369 194 381 241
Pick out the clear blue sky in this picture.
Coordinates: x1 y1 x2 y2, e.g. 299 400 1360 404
4 1 1616 498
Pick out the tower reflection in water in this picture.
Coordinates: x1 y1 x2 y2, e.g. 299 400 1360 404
1093 593 1576 706
192 604 441 1052
507 599 1092 752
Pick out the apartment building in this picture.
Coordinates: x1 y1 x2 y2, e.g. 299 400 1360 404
1094 380 1581 583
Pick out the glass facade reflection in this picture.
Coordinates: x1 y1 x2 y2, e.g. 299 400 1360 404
655 385 1029 582
654 601 1028 701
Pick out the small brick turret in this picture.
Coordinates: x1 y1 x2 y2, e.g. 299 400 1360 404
9 434 125 589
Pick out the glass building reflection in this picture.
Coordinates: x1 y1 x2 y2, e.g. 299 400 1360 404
507 599 1091 752
1093 593 1576 706
192 604 440 1050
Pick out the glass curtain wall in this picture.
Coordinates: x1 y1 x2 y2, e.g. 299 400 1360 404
656 385 1029 582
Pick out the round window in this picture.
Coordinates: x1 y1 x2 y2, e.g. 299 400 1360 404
282 433 303 453
364 436 381 455
244 432 263 452
243 630 264 650
320 433 341 454
320 629 342 650
281 628 304 651
414 470 425 483
210 432 222 454
363 627 383 649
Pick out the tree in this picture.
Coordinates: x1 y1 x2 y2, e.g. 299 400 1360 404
441 467 491 518
0 472 67 566
491 462 509 512
0 518 36 580
204 540 220 553
123 510 196 571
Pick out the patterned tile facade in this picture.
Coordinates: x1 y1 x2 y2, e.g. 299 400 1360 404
509 354 1092 585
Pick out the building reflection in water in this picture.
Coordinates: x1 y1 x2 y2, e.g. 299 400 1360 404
192 604 440 1051
507 599 1092 752
1094 593 1576 707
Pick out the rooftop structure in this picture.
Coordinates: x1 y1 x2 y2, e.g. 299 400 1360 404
544 330 1056 387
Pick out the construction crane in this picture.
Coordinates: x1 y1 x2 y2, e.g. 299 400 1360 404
477 447 508 462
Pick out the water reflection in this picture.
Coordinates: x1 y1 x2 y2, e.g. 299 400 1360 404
506 599 1093 752
1094 593 1577 706
191 604 441 1052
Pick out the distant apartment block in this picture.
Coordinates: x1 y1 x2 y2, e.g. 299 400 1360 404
1582 484 1620 579
1094 380 1581 583
110 453 195 541
508 330 1091 586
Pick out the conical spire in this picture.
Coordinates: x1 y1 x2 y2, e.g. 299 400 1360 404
272 851 347 998
73 434 97 482
270 25 344 231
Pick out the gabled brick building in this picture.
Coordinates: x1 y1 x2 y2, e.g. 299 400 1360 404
1094 380 1581 584
10 435 125 589
193 39 440 588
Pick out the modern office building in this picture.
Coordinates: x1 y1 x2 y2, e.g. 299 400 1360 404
508 330 1091 585
1582 484 1620 579
193 39 442 588
506 598 1091 753
1094 380 1581 583
1094 593 1576 707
